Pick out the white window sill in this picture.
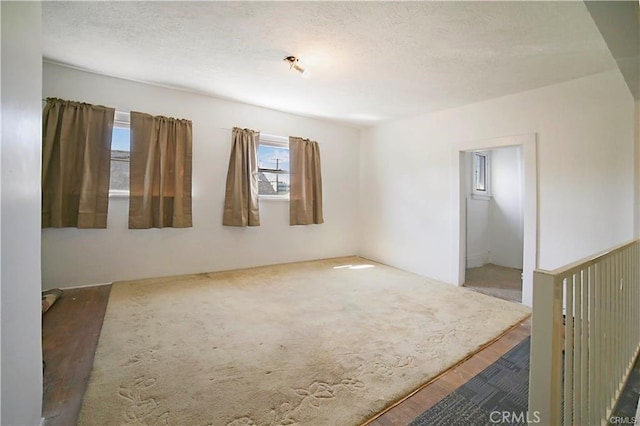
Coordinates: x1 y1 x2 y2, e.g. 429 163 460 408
109 190 130 198
471 193 492 201
259 195 289 202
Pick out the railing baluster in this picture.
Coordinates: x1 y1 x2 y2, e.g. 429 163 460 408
565 275 574 426
617 252 623 398
636 243 639 351
613 253 627 394
626 249 630 359
608 256 613 422
632 245 636 348
574 271 582 424
580 268 588 424
610 255 615 416
609 255 620 410
625 250 628 363
588 264 596 425
616 253 621 409
597 259 605 424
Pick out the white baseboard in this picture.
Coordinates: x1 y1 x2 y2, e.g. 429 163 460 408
51 281 112 291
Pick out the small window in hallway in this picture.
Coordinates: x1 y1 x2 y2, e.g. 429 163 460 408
473 151 491 199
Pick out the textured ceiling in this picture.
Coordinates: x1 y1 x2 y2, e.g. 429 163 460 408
42 1 618 127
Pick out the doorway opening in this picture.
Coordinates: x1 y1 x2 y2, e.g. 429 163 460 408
462 146 524 303
453 133 537 307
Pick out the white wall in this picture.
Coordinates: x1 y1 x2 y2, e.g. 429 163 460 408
360 71 635 288
465 146 524 270
42 63 360 289
488 146 523 269
1 2 43 425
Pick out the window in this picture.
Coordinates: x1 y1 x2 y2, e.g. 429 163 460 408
257 135 289 198
109 111 131 196
472 151 491 199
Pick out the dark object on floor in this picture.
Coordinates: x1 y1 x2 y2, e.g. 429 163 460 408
42 289 63 314
410 337 531 426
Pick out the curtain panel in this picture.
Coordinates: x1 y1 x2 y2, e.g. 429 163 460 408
42 98 115 228
129 112 193 229
289 137 324 225
222 127 260 226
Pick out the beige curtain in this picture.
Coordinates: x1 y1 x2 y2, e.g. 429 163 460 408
222 127 260 226
129 112 192 229
289 137 324 225
42 98 115 228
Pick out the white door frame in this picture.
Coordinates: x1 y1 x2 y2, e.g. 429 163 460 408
451 133 538 306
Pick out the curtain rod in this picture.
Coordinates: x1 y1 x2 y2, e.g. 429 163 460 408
220 128 316 143
220 128 289 140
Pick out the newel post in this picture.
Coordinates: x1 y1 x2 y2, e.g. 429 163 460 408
528 270 563 425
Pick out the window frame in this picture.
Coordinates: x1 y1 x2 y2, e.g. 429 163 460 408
257 134 290 201
471 151 491 200
109 111 131 198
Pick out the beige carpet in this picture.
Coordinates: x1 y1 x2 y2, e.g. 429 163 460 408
79 257 530 426
465 264 523 303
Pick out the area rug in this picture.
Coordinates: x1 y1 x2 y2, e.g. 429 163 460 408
410 337 531 426
78 256 530 426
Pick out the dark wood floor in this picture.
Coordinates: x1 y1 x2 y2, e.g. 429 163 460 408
41 285 530 425
42 285 111 426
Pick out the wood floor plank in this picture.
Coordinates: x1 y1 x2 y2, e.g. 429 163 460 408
42 285 111 426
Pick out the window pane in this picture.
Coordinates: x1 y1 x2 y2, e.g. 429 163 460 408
110 127 130 192
257 144 289 196
475 153 486 192
259 171 290 196
258 145 289 172
110 151 130 191
112 126 130 151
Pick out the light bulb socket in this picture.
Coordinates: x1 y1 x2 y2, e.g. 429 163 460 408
284 55 309 78
284 56 298 68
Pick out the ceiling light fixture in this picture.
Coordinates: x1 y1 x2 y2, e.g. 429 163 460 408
284 56 310 78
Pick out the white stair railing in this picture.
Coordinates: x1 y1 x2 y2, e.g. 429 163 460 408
529 240 640 425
